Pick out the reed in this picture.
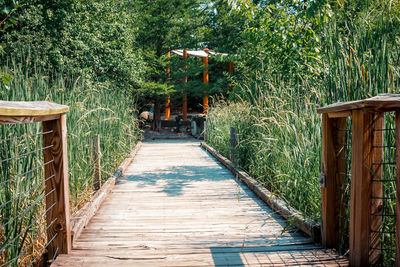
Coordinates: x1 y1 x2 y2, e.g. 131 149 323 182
0 56 140 265
206 2 399 265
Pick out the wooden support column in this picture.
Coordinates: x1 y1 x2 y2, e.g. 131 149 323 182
42 113 71 259
203 121 207 142
229 61 234 92
349 109 375 266
395 111 400 267
229 127 238 164
203 48 209 114
165 51 171 120
92 135 101 191
370 112 384 265
321 114 346 248
182 49 188 120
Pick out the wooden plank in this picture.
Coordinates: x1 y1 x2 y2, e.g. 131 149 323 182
54 248 348 267
200 142 320 241
396 111 400 267
42 114 71 258
0 101 69 116
317 99 365 114
70 142 142 245
0 114 60 124
349 110 373 266
327 111 351 118
318 94 400 114
53 140 346 266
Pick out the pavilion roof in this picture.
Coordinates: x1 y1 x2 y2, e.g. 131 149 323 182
171 49 228 58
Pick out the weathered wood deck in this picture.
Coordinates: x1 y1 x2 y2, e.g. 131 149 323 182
54 140 348 266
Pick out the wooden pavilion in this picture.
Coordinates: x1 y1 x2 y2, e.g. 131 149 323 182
165 48 234 120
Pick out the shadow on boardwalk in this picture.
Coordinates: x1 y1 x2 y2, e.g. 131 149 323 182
54 140 348 266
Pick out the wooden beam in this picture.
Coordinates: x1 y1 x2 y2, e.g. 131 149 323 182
0 101 69 116
229 61 234 73
327 111 351 118
229 61 234 92
229 127 238 164
318 94 400 114
203 48 209 114
183 49 188 120
165 51 171 120
0 114 60 124
42 114 71 258
321 114 346 248
349 109 374 266
396 111 400 267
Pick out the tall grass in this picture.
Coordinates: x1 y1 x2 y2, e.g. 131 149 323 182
207 82 322 221
206 3 400 264
0 57 140 265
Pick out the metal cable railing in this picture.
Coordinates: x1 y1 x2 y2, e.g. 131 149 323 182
0 127 59 266
334 119 352 256
0 102 71 266
369 113 397 266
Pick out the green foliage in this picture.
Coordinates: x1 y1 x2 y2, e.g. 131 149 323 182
0 58 140 264
206 3 400 264
135 0 207 56
0 0 145 91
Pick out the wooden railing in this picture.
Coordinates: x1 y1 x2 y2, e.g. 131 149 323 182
318 94 400 266
0 101 71 264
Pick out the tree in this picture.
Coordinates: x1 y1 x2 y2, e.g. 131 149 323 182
134 0 207 131
0 0 144 92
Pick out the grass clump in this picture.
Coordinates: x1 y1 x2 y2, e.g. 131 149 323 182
0 58 140 265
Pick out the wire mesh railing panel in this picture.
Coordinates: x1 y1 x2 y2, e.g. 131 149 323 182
0 123 57 266
369 112 397 267
335 117 352 256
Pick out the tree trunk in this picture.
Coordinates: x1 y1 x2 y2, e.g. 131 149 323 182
152 99 162 131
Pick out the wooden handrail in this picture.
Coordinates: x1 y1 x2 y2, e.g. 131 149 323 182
0 100 69 116
0 101 71 261
317 94 400 114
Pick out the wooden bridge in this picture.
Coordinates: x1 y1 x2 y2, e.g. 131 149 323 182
53 140 347 266
7 99 400 266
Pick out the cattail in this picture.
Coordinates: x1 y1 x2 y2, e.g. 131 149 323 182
362 65 366 87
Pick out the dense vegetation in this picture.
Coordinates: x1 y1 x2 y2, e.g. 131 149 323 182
206 0 400 264
1 0 400 265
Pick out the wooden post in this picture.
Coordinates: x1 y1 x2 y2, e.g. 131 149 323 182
203 48 209 114
203 121 207 142
183 49 188 120
321 114 346 248
42 113 72 259
92 135 101 191
349 109 374 266
229 61 234 73
229 61 234 92
370 112 384 265
230 127 238 164
165 51 171 120
395 111 400 267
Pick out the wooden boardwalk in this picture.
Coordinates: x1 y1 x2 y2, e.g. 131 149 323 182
54 140 348 266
